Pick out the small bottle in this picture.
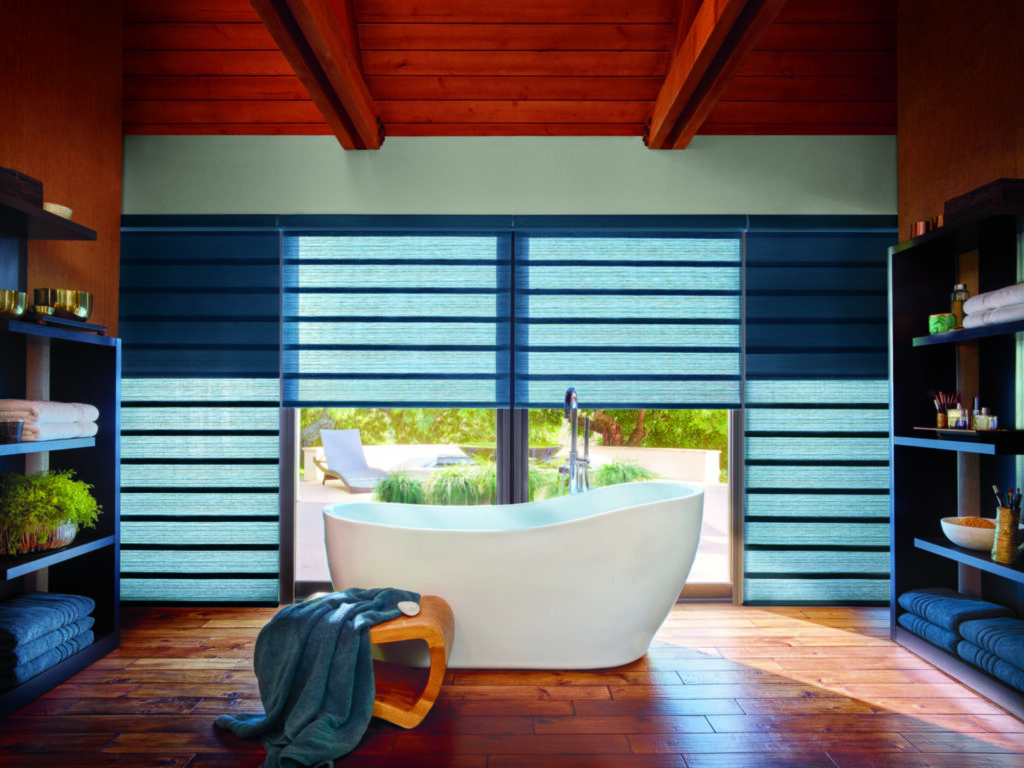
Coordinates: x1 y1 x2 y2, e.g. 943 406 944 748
972 397 981 429
952 283 970 329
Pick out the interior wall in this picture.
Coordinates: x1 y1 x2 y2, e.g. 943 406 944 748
122 134 896 216
0 0 123 335
898 0 1024 239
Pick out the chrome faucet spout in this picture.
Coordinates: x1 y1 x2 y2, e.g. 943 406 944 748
563 387 587 495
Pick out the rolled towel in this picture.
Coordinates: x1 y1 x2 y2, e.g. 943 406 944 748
963 282 1024 315
897 611 960 653
0 400 99 425
0 630 94 691
962 302 1024 329
897 587 1012 633
20 421 99 442
959 616 1024 668
0 616 94 669
957 640 1024 693
0 592 96 650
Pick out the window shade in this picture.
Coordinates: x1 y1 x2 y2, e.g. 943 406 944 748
119 225 281 603
281 231 512 408
513 231 742 409
743 222 895 605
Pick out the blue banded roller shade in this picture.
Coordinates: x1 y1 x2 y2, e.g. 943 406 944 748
280 228 512 408
119 222 281 603
743 217 896 605
512 229 742 409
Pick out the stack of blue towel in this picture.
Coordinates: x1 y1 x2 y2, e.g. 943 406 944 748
0 591 95 690
898 587 1024 693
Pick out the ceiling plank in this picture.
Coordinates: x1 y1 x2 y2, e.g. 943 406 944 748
646 0 788 149
249 0 382 149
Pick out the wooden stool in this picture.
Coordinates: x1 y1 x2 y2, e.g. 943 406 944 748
368 595 454 728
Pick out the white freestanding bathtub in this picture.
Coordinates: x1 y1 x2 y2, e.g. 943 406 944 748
322 481 704 669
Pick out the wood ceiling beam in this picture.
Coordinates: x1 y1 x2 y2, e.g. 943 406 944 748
646 0 787 149
250 0 383 149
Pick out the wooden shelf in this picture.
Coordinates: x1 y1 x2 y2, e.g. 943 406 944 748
1 318 115 346
0 438 95 457
914 537 1024 585
894 432 1024 455
0 190 96 241
913 319 1024 346
0 534 116 580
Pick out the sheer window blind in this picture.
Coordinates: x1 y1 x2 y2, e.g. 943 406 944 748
119 224 281 603
743 220 895 605
513 230 743 409
281 229 512 408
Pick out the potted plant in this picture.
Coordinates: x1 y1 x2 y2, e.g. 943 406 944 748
0 469 101 555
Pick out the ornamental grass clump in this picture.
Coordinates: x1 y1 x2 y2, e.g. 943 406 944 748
0 469 101 555
373 470 426 505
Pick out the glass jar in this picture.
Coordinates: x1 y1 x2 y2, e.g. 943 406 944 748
951 283 970 329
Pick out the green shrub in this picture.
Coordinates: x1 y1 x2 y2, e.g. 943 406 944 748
373 471 426 504
592 459 657 487
426 461 496 505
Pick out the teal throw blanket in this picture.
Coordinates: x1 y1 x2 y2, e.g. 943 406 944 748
215 587 420 768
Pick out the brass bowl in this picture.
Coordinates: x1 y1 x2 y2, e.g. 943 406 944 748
33 288 93 321
0 289 27 319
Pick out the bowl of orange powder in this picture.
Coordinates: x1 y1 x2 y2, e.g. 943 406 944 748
941 516 996 550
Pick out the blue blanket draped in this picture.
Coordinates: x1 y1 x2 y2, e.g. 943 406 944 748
959 616 1024 668
896 611 959 653
0 592 95 649
896 587 1011 632
957 640 1024 693
215 587 420 768
0 629 94 690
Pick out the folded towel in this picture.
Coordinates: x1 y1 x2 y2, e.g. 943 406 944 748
897 587 1012 633
957 640 1024 693
20 421 99 442
0 400 99 425
897 611 960 653
962 302 1024 328
963 282 1024 315
959 616 1024 668
216 587 420 767
0 629 94 690
0 592 96 650
0 616 94 669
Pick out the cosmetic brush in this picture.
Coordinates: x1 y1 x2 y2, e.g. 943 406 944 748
994 485 1005 508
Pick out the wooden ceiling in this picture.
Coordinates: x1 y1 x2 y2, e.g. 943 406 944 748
123 0 896 149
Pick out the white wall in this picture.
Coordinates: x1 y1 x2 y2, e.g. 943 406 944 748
122 135 896 216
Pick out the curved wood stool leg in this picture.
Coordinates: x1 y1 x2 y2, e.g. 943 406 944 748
368 595 454 728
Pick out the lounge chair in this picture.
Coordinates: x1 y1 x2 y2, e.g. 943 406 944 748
313 428 389 493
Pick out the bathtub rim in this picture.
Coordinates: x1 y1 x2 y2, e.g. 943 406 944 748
322 480 703 534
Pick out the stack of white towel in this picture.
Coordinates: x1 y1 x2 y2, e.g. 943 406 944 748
0 399 99 442
964 283 1024 328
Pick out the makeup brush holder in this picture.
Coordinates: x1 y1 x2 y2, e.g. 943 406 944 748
992 506 1020 564
0 420 22 444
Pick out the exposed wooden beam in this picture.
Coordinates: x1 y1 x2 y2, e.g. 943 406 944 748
249 0 383 149
646 0 787 149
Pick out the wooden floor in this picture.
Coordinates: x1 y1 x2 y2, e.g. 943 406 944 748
1 603 1023 766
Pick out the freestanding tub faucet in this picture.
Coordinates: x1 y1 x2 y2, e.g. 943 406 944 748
561 387 590 494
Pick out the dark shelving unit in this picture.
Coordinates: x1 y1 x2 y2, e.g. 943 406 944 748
0 194 119 719
890 204 1024 719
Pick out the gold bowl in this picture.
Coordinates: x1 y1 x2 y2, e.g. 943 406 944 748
33 288 93 321
0 289 27 319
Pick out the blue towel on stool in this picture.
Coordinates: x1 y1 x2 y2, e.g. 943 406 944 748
897 587 1012 632
897 611 960 653
215 587 420 768
959 616 1024 668
0 616 94 669
0 629 94 690
0 592 95 649
957 640 1024 693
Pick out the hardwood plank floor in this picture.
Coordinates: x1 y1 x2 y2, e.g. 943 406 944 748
1 603 1022 766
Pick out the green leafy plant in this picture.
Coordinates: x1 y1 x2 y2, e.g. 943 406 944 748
0 470 101 555
373 471 426 505
426 461 497 506
592 459 657 487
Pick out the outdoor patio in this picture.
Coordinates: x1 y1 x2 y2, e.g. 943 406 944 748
294 445 730 586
